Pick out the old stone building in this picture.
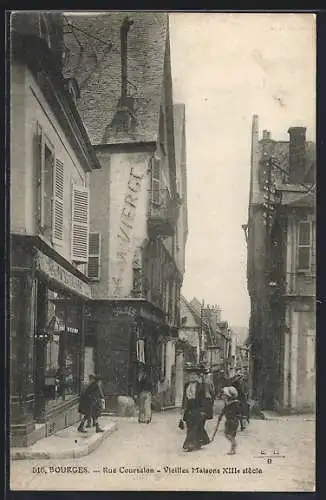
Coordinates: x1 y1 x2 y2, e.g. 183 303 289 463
63 13 188 411
10 12 100 446
246 115 316 411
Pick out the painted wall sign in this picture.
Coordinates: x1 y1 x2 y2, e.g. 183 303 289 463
112 166 145 296
112 306 137 317
36 251 91 298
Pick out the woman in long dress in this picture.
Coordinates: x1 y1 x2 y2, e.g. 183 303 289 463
137 364 152 424
179 365 209 451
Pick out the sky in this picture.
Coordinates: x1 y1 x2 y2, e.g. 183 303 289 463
169 13 316 328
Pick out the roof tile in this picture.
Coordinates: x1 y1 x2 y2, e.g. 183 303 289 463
63 12 168 145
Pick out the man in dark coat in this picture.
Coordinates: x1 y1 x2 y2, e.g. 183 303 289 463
78 375 104 433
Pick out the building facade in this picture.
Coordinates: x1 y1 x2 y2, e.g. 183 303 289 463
246 115 316 411
63 13 187 411
10 12 100 446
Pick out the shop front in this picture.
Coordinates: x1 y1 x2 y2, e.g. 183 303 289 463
87 299 173 412
10 236 91 447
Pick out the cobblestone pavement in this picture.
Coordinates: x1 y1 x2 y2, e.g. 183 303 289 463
10 407 315 492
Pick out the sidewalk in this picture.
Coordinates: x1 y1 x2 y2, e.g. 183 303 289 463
11 417 118 460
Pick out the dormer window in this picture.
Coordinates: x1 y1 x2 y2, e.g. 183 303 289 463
116 116 130 133
39 14 51 49
64 78 81 106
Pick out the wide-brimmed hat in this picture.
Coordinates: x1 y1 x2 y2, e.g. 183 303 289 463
221 386 238 399
199 364 211 374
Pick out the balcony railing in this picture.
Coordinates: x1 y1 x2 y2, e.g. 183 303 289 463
148 188 178 237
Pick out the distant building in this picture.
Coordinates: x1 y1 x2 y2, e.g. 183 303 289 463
63 13 187 411
246 116 316 411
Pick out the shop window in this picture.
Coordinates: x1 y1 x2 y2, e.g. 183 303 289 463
40 289 81 411
10 276 22 394
87 232 101 280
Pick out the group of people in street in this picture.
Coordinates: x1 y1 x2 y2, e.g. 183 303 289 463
77 363 154 433
179 363 250 454
76 363 250 455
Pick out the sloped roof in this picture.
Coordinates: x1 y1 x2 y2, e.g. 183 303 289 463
181 295 201 327
62 12 168 145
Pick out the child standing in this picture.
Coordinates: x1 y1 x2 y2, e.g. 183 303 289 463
214 386 242 455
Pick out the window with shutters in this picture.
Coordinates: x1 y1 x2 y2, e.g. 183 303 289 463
71 185 89 264
43 143 54 240
87 232 101 280
34 123 58 242
52 159 64 244
297 217 315 272
151 157 161 205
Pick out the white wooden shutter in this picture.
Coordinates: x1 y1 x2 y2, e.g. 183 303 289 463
87 232 101 280
71 184 89 263
52 159 64 243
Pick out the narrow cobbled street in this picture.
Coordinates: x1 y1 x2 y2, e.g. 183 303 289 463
11 407 315 492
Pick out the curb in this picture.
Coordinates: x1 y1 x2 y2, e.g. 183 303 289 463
11 422 118 461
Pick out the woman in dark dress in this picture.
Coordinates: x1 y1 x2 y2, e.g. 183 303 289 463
200 366 215 445
179 365 209 451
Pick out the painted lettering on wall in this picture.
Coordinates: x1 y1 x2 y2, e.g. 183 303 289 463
112 166 145 296
112 306 137 317
37 251 91 298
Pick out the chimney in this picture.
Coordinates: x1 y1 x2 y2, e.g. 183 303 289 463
102 16 136 142
120 16 134 106
262 130 271 141
288 127 306 183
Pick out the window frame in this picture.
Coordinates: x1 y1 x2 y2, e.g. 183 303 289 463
296 216 315 272
36 125 55 241
71 184 90 264
87 232 101 281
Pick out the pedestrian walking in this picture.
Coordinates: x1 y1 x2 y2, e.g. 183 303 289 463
228 372 250 430
200 365 215 442
179 364 209 452
213 386 242 455
77 374 105 433
136 363 152 424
